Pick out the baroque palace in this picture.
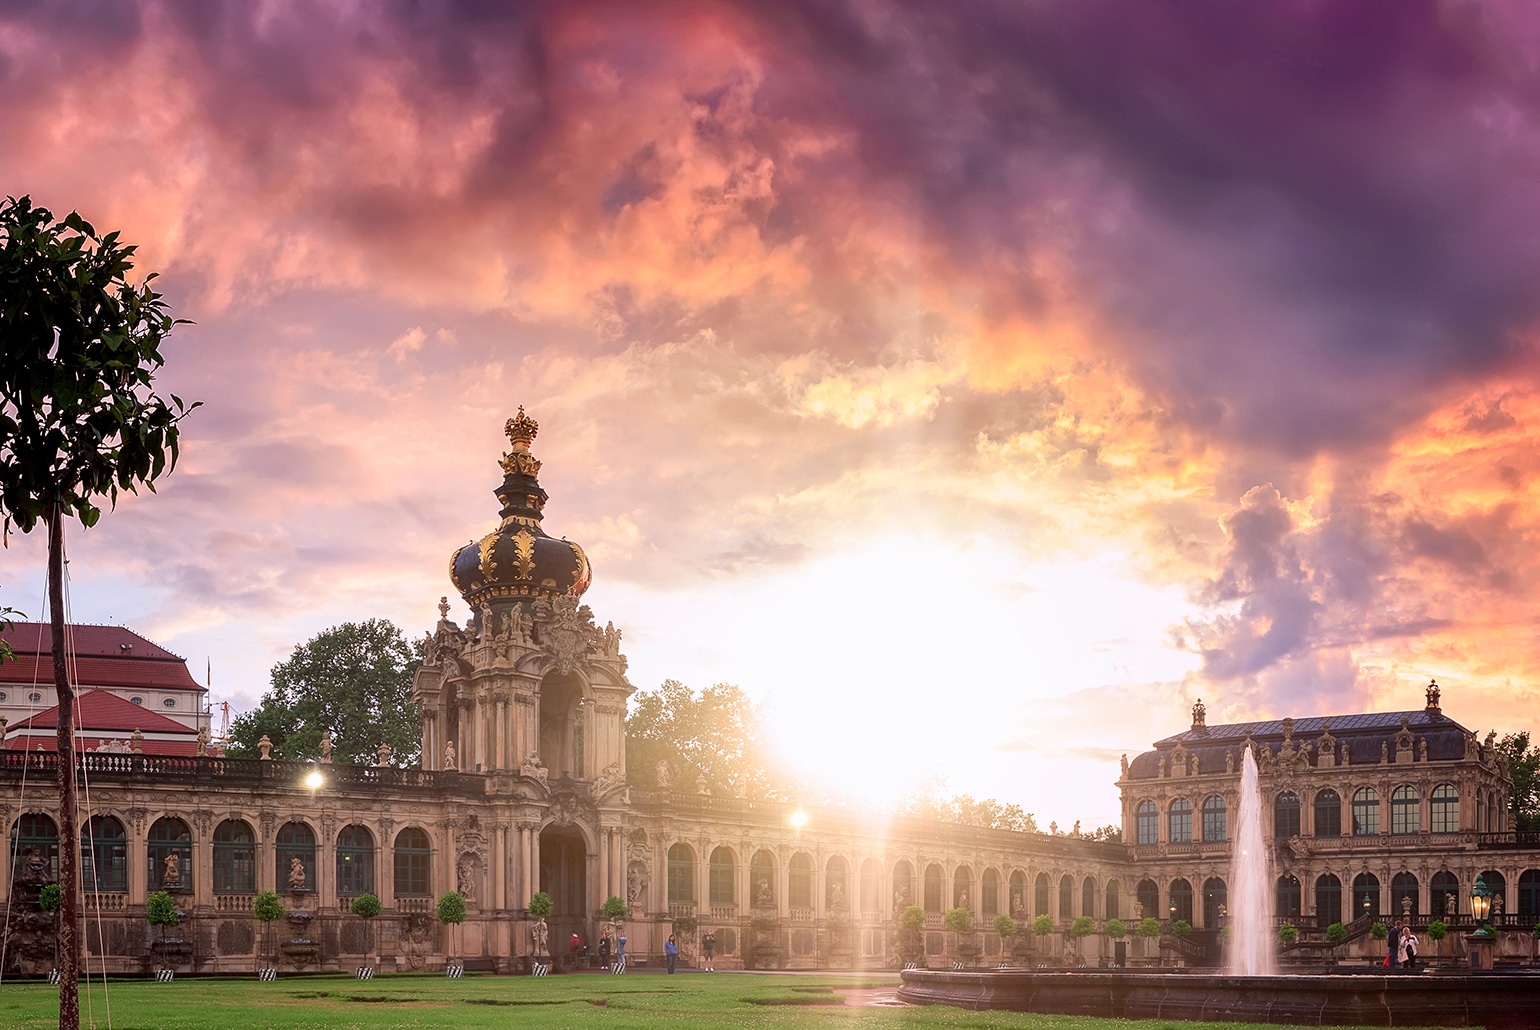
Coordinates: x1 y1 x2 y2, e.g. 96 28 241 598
2 412 1538 976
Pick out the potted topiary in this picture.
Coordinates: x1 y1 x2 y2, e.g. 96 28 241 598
1103 918 1126 967
1278 923 1299 945
601 895 628 966
898 904 926 967
993 913 1017 966
438 891 466 973
1427 919 1448 965
944 907 976 966
1327 921 1348 964
1032 913 1056 963
528 891 554 972
1371 922 1388 942
350 893 383 975
253 891 283 976
1137 916 1161 965
1068 916 1095 964
146 889 183 974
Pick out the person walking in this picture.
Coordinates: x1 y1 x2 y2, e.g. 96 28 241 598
701 929 716 971
1386 921 1400 969
614 934 627 974
664 934 678 974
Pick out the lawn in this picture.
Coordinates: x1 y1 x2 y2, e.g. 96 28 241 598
0 971 1450 1030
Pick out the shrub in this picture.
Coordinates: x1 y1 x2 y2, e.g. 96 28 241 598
602 895 629 920
1427 919 1448 942
1103 918 1126 939
1069 916 1095 939
350 893 382 919
993 914 1018 940
1371 922 1388 941
38 883 61 913
437 891 466 925
1032 914 1055 938
1327 922 1348 945
253 891 284 922
1137 917 1161 939
1278 923 1298 944
1532 922 1540 940
528 891 553 918
899 905 927 933
1171 919 1192 939
146 891 181 928
944 907 974 933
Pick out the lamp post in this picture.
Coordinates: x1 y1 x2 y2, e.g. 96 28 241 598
1466 874 1496 971
1470 875 1493 931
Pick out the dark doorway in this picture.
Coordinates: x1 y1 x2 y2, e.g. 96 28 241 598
539 673 585 778
539 826 589 966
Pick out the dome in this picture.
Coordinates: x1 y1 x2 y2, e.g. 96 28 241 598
449 408 592 606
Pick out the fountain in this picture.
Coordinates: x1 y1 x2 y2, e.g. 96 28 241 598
1224 744 1275 977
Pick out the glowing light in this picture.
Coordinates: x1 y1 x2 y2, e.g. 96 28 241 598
790 810 808 830
305 770 324 791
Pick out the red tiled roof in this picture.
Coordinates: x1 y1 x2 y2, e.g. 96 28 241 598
7 689 195 735
0 623 202 692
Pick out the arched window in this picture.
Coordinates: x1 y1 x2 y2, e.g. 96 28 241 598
1136 800 1158 845
1431 784 1459 834
1136 879 1160 921
1201 796 1227 842
668 844 697 905
1274 792 1301 839
148 817 193 892
1059 874 1074 920
1352 787 1380 835
1010 871 1027 918
888 859 911 911
1202 877 1227 928
393 827 431 898
10 814 58 883
81 815 127 893
1105 879 1120 921
336 825 375 897
953 864 973 910
1034 872 1051 917
826 856 849 910
1276 875 1301 919
1168 798 1193 843
790 853 814 910
751 850 777 908
709 847 736 907
1391 785 1419 835
922 862 943 912
860 859 881 914
1480 870 1507 916
1391 872 1419 919
1082 876 1097 920
1169 878 1193 924
1430 871 1459 917
1352 872 1380 920
1314 874 1342 928
278 822 318 895
1314 789 1342 837
213 819 255 894
1518 869 1540 922
981 868 1001 917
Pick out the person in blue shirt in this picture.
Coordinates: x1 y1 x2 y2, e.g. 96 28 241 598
664 934 678 974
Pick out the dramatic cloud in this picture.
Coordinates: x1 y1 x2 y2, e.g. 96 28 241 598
3 0 1540 823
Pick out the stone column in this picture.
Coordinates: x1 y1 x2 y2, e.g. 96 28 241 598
378 818 396 909
598 828 610 908
421 711 434 771
127 811 148 905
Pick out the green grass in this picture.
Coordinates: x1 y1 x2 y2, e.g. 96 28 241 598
0 972 1450 1030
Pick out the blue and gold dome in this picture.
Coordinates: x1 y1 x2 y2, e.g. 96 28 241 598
449 408 592 606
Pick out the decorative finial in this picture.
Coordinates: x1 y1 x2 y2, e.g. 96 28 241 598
438 595 451 620
1426 678 1441 713
501 407 544 477
1191 698 1206 729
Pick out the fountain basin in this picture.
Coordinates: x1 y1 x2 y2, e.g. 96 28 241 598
898 968 1539 1028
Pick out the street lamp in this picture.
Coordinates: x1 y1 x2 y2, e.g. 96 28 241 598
305 766 323 797
1470 875 1493 930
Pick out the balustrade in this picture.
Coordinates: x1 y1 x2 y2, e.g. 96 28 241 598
214 894 254 912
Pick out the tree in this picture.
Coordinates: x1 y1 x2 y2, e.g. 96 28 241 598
944 907 974 933
438 891 466 967
146 891 181 944
1427 919 1447 961
528 891 553 918
1068 916 1095 962
1171 919 1193 938
253 892 284 971
0 195 196 1030
1137 917 1161 940
351 893 382 970
626 680 780 799
896 779 1039 833
601 895 629 921
228 620 422 766
1103 918 1126 940
1494 732 1540 831
1278 923 1298 945
994 913 1018 942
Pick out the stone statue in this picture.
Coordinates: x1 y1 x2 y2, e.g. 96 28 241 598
1381 741 1389 762
695 773 709 795
1120 753 1129 777
444 740 458 771
1494 893 1504 916
1418 737 1428 761
1446 892 1457 915
1049 821 1059 835
521 751 549 787
628 864 645 909
831 881 846 909
162 852 181 887
1340 740 1350 765
655 760 672 789
457 854 477 904
756 877 772 908
1288 835 1309 859
376 741 393 767
1191 698 1206 728
258 733 273 760
531 917 550 958
1012 890 1025 917
1133 901 1143 919
196 726 210 757
1226 749 1235 773
958 888 968 909
320 731 333 763
131 728 145 754
289 856 306 890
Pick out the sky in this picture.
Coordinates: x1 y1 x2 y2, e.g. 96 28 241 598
4 0 1540 828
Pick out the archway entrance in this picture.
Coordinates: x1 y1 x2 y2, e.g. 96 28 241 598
539 825 589 966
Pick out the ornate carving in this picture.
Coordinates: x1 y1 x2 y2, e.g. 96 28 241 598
510 529 537 580
478 534 498 583
127 808 148 835
592 762 627 801
258 812 276 840
540 594 591 674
